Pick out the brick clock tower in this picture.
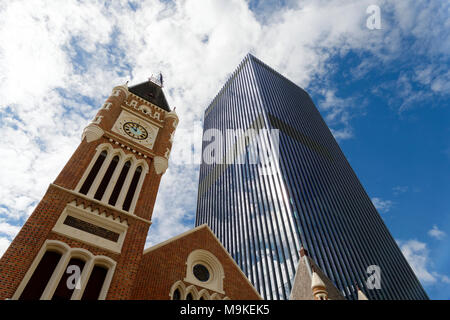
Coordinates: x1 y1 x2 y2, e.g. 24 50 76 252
0 79 179 300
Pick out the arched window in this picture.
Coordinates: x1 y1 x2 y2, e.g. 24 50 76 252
14 240 116 300
80 150 107 195
169 281 186 300
184 250 225 294
108 161 131 206
94 155 119 200
51 257 86 300
198 289 210 300
19 251 62 300
122 166 142 211
172 289 181 300
81 265 108 300
184 285 200 300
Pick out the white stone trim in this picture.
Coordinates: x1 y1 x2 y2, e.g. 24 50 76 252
75 144 109 192
112 84 129 99
52 183 151 225
92 115 103 125
101 155 129 204
86 149 115 198
106 134 155 159
138 104 151 115
82 124 104 143
12 240 116 300
185 285 200 299
127 162 148 214
75 143 149 214
153 156 168 175
127 99 138 109
115 159 139 210
169 280 186 300
101 102 112 110
52 202 128 254
168 280 229 300
12 240 69 300
121 105 164 128
71 254 116 300
165 110 179 129
127 91 167 117
144 225 208 254
112 110 160 150
198 289 211 300
210 292 221 300
184 249 225 294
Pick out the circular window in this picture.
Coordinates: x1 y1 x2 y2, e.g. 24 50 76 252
193 264 210 282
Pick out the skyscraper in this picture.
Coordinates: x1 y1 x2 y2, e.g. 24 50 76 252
195 54 428 300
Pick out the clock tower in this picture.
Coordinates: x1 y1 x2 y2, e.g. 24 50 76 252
0 79 178 300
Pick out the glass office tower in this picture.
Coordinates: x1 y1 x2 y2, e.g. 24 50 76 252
195 54 428 300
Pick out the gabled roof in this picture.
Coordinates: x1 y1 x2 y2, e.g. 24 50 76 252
290 254 345 300
128 80 171 112
143 224 262 299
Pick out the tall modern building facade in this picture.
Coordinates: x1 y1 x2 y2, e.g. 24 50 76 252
195 54 428 300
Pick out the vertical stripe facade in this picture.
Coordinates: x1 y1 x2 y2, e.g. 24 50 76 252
195 54 428 300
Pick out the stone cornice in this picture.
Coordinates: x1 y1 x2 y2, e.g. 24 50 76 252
128 91 168 117
120 105 164 128
50 183 152 225
103 132 156 159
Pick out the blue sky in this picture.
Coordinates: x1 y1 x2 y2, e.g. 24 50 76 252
310 45 450 299
0 0 448 299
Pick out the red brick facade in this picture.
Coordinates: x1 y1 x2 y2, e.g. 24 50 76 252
131 225 261 300
0 82 260 300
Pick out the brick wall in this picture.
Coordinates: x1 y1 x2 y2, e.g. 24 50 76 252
131 226 261 300
0 184 151 299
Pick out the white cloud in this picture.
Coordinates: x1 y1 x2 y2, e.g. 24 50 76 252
398 239 450 285
317 90 361 140
428 225 447 240
371 197 393 213
0 0 448 247
393 185 408 196
0 237 11 258
0 220 21 238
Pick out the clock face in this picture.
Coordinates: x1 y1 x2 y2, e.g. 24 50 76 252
123 122 148 140
112 110 159 149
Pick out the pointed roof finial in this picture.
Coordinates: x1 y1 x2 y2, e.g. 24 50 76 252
300 245 308 257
